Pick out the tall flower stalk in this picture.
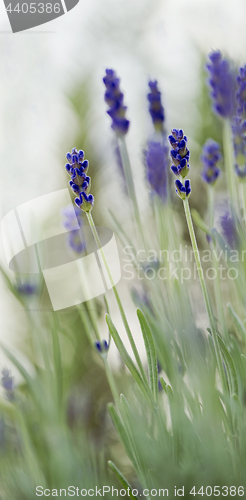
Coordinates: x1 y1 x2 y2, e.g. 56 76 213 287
232 65 246 221
168 129 227 392
200 140 228 340
145 79 175 255
206 51 238 210
103 69 146 249
65 148 150 399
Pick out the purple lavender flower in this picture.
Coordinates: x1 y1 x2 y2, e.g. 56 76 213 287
236 65 246 118
231 66 246 180
220 210 239 248
168 129 190 178
1 368 14 401
144 140 169 202
206 51 236 119
65 148 94 212
95 340 109 354
231 117 246 179
16 282 37 296
168 129 191 199
201 139 221 185
147 80 165 132
103 69 130 136
174 179 191 200
62 205 86 254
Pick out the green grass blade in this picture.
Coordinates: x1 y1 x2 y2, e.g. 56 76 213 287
108 461 140 500
216 335 239 397
136 309 158 403
227 303 246 341
107 403 137 468
106 314 152 403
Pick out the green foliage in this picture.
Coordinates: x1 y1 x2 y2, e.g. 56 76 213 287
2 52 246 497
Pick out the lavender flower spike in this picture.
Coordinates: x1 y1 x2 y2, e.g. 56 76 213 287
206 50 236 119
232 117 246 180
65 148 94 212
144 140 169 202
236 65 246 118
168 129 190 178
220 210 239 249
103 69 130 136
168 129 191 199
201 139 221 185
231 65 246 180
147 80 165 132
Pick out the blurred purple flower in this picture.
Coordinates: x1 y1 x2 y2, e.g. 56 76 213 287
201 139 221 185
231 117 246 179
16 282 37 296
220 211 239 248
147 80 165 132
236 65 246 118
62 205 86 254
144 140 169 202
206 50 236 119
1 368 14 401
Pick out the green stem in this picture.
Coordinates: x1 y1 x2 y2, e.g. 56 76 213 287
223 120 238 212
208 187 228 341
183 197 227 392
118 137 146 250
86 211 148 386
240 182 246 225
103 358 120 406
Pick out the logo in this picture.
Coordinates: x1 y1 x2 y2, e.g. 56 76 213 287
1 189 121 310
4 0 80 33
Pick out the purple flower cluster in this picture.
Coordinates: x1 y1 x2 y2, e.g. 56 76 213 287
1 368 14 401
147 80 165 132
168 129 191 200
16 282 37 296
231 66 246 180
62 205 86 254
174 179 191 200
220 211 239 249
169 129 190 178
103 69 130 136
236 66 246 118
95 340 109 354
206 51 236 119
65 148 94 212
201 139 221 185
231 117 246 179
144 141 169 202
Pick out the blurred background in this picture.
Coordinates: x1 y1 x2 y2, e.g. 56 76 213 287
0 0 246 383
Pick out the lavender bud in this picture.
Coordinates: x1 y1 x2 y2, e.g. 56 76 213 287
201 139 221 185
103 69 130 136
